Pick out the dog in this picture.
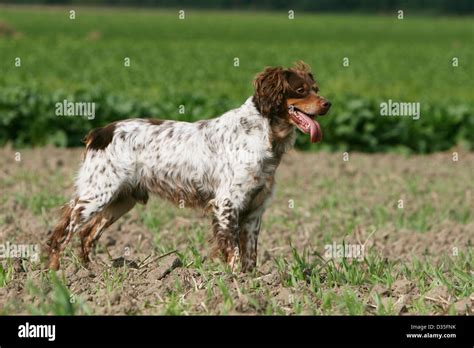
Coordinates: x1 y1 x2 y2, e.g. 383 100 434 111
47 61 331 272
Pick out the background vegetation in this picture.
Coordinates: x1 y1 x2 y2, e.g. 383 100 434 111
1 0 473 15
0 7 473 152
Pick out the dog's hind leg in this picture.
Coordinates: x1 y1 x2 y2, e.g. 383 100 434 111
79 193 136 264
48 195 114 270
48 175 127 269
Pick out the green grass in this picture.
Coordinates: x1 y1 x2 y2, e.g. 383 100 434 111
130 238 471 315
0 262 14 287
25 271 90 315
1 227 472 315
1 8 472 103
14 191 67 215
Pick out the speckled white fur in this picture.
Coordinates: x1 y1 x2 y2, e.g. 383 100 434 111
63 97 296 270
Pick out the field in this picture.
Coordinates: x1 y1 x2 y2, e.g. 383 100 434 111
0 6 473 316
0 6 473 151
0 146 472 315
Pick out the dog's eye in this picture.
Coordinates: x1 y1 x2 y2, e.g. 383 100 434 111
296 87 305 94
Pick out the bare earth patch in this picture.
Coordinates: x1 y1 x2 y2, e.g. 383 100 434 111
0 146 472 315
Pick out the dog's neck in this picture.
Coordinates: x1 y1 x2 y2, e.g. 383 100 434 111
249 96 296 161
269 114 296 160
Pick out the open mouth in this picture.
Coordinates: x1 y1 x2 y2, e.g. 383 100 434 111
288 106 322 143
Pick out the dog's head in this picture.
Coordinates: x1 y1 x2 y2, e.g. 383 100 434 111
252 61 331 143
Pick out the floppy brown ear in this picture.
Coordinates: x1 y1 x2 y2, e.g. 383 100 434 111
253 67 287 117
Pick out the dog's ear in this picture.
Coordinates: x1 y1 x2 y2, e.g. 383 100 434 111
253 67 288 117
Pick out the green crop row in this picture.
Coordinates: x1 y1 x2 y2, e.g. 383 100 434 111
1 87 472 153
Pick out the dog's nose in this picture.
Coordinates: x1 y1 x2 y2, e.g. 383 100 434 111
323 101 331 108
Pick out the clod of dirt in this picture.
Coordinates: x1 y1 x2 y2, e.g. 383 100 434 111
111 257 139 269
391 279 414 295
234 296 251 313
370 284 389 296
258 272 279 286
393 294 412 314
105 236 117 247
109 290 121 305
453 299 472 314
274 287 292 305
4 214 14 224
424 285 449 301
423 285 449 304
121 297 139 314
76 267 96 279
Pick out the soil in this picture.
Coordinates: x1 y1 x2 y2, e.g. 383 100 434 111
0 146 472 314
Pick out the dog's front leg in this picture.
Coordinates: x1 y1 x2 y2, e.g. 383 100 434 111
239 209 264 273
210 197 240 270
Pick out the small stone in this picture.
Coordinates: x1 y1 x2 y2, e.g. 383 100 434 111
109 290 121 305
371 284 389 296
454 298 472 314
391 279 414 294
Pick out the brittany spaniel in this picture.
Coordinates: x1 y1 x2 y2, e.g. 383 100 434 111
48 61 331 272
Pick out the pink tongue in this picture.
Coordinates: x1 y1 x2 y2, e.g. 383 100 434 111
298 112 322 143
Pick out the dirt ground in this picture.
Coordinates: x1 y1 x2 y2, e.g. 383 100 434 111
0 146 472 315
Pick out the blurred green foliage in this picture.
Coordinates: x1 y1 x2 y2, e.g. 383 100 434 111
0 8 472 152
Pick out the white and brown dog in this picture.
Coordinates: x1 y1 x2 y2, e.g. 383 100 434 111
47 61 331 272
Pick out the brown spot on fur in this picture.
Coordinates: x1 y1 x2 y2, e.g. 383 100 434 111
240 118 253 134
84 122 117 151
147 119 165 126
